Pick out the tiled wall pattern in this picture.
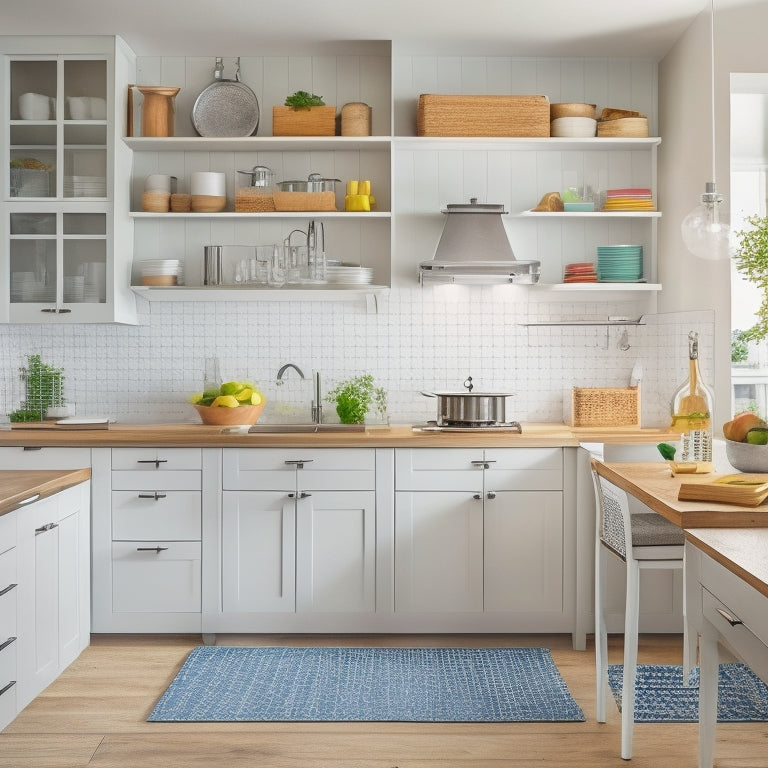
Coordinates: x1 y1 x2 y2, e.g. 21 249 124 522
0 292 713 428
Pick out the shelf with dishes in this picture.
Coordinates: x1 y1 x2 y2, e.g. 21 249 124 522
123 136 392 152
394 136 661 152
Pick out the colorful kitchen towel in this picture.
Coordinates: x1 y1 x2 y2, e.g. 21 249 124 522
148 646 585 722
608 663 768 722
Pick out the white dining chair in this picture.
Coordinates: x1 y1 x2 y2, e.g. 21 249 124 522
592 468 689 760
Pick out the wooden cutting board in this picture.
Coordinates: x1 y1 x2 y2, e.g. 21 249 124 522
679 474 768 507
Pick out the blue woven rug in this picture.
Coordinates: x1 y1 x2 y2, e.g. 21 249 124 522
608 663 768 722
148 646 585 722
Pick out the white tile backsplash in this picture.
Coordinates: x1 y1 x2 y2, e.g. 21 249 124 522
0 292 713 428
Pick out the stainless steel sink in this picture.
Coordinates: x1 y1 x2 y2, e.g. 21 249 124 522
245 423 366 434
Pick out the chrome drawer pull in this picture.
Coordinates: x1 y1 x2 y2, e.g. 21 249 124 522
486 491 497 499
716 608 744 627
0 583 17 597
0 636 16 653
473 494 482 500
35 522 58 535
0 680 16 697
299 492 311 499
136 458 168 468
22 446 42 451
18 494 40 505
40 307 71 313
284 459 313 469
137 492 167 500
471 460 488 468
136 546 169 553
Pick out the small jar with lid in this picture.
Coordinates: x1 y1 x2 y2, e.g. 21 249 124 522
235 165 276 212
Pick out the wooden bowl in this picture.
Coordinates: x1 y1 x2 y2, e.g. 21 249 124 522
597 117 649 138
550 102 596 120
193 403 265 426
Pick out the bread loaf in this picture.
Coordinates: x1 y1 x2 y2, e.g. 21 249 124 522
532 191 564 212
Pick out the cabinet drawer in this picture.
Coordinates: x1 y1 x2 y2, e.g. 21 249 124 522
0 446 90 470
0 548 17 638
112 491 201 540
111 448 202 471
111 470 201 491
0 638 17 728
223 448 376 491
396 448 563 491
0 511 15 555
112 541 201 613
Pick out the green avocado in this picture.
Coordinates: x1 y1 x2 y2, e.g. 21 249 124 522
745 427 768 445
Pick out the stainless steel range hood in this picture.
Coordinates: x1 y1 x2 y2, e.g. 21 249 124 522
419 198 540 285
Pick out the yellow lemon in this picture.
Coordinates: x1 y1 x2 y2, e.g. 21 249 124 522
219 381 243 396
234 387 254 403
211 394 239 408
250 391 263 406
188 393 203 404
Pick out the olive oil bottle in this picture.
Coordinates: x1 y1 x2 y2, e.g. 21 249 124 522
670 331 714 461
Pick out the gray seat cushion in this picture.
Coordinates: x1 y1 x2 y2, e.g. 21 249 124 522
631 512 684 546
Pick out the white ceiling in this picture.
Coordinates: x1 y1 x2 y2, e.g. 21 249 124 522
0 0 749 58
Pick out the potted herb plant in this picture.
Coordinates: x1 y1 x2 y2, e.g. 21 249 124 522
10 353 66 422
326 374 387 425
272 91 336 136
733 214 768 343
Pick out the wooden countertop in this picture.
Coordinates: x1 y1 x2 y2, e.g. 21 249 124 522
685 528 768 600
0 468 91 517
0 422 678 448
593 460 768 528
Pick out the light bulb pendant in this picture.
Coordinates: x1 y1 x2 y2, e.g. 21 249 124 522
681 181 732 260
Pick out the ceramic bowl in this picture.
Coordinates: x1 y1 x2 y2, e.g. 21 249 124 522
725 438 768 473
550 117 597 137
193 403 265 427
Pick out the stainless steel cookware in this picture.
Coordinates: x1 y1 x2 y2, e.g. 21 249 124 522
277 173 341 193
422 376 515 426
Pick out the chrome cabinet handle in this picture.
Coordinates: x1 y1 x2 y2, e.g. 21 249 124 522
35 522 58 535
299 492 311 499
40 307 72 313
136 458 168 468
137 492 167 500
18 494 40 506
0 636 16 653
716 608 744 627
284 459 313 469
0 681 16 697
486 491 497 500
471 460 488 469
0 583 17 597
136 546 169 553
473 494 482 500
22 446 42 451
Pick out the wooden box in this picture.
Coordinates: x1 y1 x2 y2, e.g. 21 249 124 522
272 106 336 136
567 386 641 428
417 94 550 137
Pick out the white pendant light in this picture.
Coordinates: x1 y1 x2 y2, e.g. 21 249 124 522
680 0 732 260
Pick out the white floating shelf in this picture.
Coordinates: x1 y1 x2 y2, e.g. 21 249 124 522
124 136 391 152
129 211 390 220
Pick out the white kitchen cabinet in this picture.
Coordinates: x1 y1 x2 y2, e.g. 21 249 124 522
15 480 90 711
90 447 202 632
0 35 137 323
394 448 570 633
0 446 90 470
209 448 377 633
0 510 18 731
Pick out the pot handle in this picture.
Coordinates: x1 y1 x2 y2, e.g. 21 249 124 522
420 391 437 398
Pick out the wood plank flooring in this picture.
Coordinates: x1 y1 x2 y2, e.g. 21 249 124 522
1 633 765 767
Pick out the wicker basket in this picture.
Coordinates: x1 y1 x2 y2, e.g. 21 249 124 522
272 106 336 136
417 94 550 137
341 102 372 136
273 190 336 211
568 386 641 427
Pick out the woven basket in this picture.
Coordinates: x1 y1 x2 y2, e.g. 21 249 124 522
417 94 550 137
568 386 641 427
273 190 336 211
272 106 336 136
341 102 371 136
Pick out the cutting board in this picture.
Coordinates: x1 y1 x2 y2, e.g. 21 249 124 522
678 474 768 506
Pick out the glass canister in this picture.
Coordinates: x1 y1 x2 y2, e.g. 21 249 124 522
235 165 276 212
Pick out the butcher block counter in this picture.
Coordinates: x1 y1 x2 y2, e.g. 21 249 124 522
0 467 91 516
0 422 678 448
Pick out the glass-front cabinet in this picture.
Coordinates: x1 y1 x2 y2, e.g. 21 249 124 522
0 37 136 323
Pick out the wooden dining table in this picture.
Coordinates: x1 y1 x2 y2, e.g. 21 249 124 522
591 459 768 528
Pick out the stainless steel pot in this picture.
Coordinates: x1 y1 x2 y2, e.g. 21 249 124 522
422 377 514 425
277 173 341 193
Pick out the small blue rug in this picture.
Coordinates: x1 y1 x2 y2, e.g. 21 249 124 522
608 663 768 722
148 646 585 722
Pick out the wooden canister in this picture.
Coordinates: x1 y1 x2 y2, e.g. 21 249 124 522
341 102 372 136
138 86 180 137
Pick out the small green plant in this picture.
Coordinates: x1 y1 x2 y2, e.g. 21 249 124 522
326 374 386 425
284 91 326 111
734 214 768 343
731 329 750 363
9 354 65 422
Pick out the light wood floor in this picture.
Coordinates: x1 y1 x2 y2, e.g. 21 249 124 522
1 633 765 767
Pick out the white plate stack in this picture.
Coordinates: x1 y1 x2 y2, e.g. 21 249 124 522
326 264 374 285
10 271 53 302
139 259 184 286
64 175 106 197
83 261 106 302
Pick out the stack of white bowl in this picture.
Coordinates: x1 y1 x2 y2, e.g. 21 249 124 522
10 271 51 302
63 274 85 302
550 117 597 137
64 175 106 197
326 264 374 285
139 259 184 286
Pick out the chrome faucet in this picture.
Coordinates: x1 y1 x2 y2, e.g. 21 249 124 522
276 362 305 381
311 370 323 424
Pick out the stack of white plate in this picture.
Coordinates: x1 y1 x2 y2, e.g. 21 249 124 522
64 175 106 197
550 117 597 137
139 259 184 286
10 271 53 302
326 265 374 285
83 261 106 302
63 274 85 302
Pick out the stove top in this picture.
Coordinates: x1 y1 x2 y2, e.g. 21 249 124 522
413 421 523 433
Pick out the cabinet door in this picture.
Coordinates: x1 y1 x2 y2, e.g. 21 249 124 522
483 491 563 612
395 449 485 491
296 490 376 613
394 491 483 612
221 491 295 613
